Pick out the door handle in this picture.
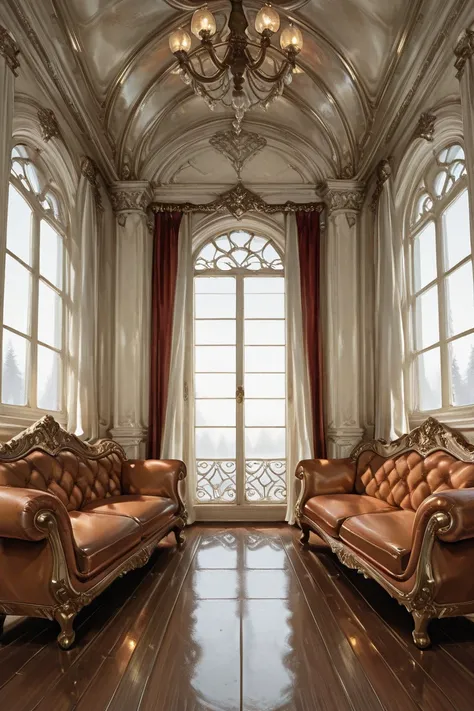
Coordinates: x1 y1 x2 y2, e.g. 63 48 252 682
236 386 244 404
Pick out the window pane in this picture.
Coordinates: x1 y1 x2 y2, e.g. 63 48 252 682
38 282 62 349
195 346 236 373
1 330 28 405
195 294 236 318
7 186 32 265
245 294 284 319
195 320 236 345
196 400 236 426
415 286 439 350
244 277 285 293
3 255 31 335
40 220 63 288
245 346 285 373
195 277 236 294
446 262 474 337
417 348 441 411
245 373 285 398
450 334 474 406
413 222 436 292
444 190 471 270
245 428 286 458
195 373 235 398
196 428 236 458
245 320 285 345
245 400 286 427
37 345 61 411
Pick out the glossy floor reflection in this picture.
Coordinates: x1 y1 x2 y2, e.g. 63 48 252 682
1 525 474 711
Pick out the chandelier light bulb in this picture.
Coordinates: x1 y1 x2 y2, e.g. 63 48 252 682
280 23 304 53
255 4 281 35
191 5 217 39
169 27 192 54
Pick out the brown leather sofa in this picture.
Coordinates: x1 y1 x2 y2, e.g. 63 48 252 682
0 415 187 649
295 417 474 648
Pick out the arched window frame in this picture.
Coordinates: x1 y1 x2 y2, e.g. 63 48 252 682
192 226 287 507
1 143 70 420
404 140 474 417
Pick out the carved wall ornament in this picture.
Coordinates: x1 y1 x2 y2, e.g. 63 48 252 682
209 128 267 177
151 182 324 220
0 25 20 74
370 158 392 212
109 189 150 214
81 156 103 211
323 185 366 214
414 112 437 142
120 154 137 181
385 0 468 144
38 107 61 143
454 28 474 78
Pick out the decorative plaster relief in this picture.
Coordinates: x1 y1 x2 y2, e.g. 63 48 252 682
324 181 366 214
0 25 20 74
414 112 437 142
370 158 391 212
209 128 267 177
38 107 61 143
454 28 474 79
81 156 103 210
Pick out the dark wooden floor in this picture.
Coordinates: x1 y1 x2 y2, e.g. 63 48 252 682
1 525 474 711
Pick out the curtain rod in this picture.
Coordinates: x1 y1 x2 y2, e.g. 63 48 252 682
149 182 324 221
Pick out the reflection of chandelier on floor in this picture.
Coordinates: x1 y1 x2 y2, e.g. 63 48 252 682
169 1 304 132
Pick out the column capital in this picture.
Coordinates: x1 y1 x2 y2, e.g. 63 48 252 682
323 179 366 214
0 26 20 75
109 181 153 218
454 29 474 79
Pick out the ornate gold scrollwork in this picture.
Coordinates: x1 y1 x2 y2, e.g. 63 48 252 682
236 386 245 404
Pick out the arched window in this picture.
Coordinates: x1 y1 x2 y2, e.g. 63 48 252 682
193 230 286 506
2 145 68 412
407 142 473 412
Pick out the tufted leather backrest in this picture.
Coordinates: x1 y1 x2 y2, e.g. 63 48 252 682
0 449 123 511
355 449 474 511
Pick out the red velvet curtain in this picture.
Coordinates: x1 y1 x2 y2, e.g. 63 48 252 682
296 211 326 458
147 211 183 459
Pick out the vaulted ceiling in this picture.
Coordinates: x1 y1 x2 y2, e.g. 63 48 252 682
7 0 467 188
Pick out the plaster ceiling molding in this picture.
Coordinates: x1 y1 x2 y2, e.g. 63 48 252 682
413 111 437 142
209 128 267 177
0 24 20 75
164 1 311 10
37 107 62 143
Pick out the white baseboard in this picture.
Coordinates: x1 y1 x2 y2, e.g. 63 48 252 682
194 504 287 522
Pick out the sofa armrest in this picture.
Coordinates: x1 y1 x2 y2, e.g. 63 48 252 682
0 486 71 541
122 459 187 509
295 458 356 511
414 489 474 544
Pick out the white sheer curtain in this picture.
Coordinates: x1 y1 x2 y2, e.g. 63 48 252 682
285 214 314 523
374 178 408 441
67 170 99 440
161 214 196 524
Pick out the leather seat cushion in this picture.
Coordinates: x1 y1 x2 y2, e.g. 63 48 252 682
82 495 178 538
304 494 396 537
340 509 415 576
69 511 141 577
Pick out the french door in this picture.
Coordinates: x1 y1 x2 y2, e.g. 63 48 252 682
193 245 286 507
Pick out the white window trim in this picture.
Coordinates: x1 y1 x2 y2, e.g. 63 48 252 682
404 143 474 427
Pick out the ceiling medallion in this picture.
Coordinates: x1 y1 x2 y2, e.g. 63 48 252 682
210 128 267 176
169 1 304 132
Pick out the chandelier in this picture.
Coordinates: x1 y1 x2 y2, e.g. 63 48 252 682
169 2 304 131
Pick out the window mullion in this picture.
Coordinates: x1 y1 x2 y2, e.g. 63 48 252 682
30 211 40 409
236 276 245 506
436 213 449 409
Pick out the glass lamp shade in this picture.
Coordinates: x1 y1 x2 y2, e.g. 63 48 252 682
280 23 304 53
255 4 280 34
169 27 192 54
191 6 217 38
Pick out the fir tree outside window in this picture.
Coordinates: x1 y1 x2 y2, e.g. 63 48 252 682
408 143 474 412
1 145 67 412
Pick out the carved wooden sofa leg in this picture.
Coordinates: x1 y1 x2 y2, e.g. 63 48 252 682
300 522 310 545
0 613 5 638
412 610 432 649
173 524 186 547
54 608 77 650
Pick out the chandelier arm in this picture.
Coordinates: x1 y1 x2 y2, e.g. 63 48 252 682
200 38 232 71
245 37 271 72
179 56 228 84
253 63 292 84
